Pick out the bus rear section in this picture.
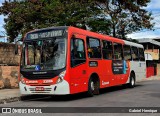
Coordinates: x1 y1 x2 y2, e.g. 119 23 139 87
124 41 146 83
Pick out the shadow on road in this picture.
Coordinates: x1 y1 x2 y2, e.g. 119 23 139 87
20 84 143 102
100 84 142 95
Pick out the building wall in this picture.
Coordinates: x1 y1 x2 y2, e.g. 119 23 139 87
157 64 160 76
145 49 159 60
0 42 21 65
0 66 19 89
0 42 21 89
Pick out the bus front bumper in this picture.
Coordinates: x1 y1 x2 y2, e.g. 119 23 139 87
19 80 70 95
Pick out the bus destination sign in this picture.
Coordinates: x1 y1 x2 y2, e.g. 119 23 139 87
28 30 64 39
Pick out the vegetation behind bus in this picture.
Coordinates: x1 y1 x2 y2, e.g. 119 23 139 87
0 0 154 42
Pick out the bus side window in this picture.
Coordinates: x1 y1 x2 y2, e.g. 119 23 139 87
102 40 113 59
113 43 123 60
87 37 101 59
139 48 145 61
123 45 132 60
131 47 139 61
71 38 86 67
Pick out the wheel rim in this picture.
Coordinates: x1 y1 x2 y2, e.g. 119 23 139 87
91 81 94 91
131 78 135 86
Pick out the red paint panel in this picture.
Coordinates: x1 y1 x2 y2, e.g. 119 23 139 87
147 67 154 78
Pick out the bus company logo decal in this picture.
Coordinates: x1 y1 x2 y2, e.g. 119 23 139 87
43 79 53 83
26 80 38 84
102 81 109 85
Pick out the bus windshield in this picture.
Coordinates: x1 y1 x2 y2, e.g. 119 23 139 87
21 38 66 71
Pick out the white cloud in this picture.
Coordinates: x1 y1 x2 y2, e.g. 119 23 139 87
146 0 160 10
127 30 160 39
127 0 160 39
152 16 160 28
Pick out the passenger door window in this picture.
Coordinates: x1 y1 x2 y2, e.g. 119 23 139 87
71 38 86 67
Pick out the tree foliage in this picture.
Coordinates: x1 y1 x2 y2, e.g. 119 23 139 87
95 0 154 39
0 0 154 42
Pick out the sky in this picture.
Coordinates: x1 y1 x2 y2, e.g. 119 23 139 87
127 0 160 39
0 0 160 42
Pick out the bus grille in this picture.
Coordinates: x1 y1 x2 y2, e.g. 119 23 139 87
29 88 52 93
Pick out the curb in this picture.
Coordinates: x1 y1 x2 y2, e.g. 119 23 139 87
0 97 20 104
140 76 160 82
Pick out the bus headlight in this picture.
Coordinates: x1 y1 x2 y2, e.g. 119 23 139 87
57 70 66 84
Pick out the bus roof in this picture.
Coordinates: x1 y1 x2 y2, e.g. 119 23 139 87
26 26 68 34
68 26 144 48
68 26 124 44
124 40 144 48
26 26 144 48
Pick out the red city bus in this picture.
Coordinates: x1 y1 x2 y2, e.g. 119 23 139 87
19 26 146 96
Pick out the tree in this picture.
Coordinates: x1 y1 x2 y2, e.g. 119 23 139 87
95 0 154 39
0 0 101 42
0 0 154 42
1 0 46 42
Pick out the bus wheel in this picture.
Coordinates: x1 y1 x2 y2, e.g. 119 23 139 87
87 77 99 97
128 73 135 88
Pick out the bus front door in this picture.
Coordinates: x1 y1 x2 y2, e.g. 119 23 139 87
69 34 88 94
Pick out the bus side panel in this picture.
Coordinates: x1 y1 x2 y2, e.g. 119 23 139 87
99 60 112 88
129 61 146 82
87 59 111 89
107 60 130 87
69 63 89 94
119 61 131 84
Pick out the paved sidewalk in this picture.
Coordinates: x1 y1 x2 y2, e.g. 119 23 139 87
0 75 160 104
141 75 160 81
0 89 20 104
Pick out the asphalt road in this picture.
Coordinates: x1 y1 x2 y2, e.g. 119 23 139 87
1 80 160 116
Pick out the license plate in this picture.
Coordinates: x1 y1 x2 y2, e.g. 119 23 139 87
35 87 44 91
